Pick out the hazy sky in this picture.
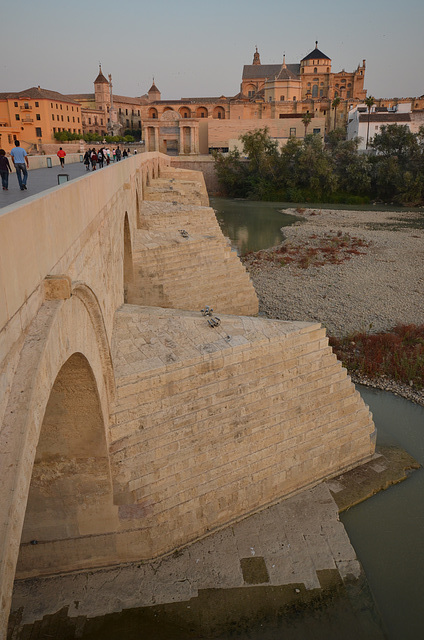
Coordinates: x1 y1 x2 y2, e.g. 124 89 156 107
2 0 423 101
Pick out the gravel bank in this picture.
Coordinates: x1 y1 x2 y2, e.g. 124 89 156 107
242 207 424 404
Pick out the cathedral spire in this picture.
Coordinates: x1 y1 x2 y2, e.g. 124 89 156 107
253 46 261 65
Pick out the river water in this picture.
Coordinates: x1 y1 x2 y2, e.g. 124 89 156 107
210 197 423 254
209 197 299 254
342 387 424 640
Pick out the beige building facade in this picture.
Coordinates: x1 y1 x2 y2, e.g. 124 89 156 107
0 87 82 152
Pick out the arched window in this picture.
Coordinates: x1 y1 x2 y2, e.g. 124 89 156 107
314 68 317 74
213 106 225 120
312 85 318 98
179 106 191 119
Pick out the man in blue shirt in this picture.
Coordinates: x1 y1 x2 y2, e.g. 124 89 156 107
10 140 29 190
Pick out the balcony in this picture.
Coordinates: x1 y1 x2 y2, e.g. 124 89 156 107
20 105 32 111
21 117 34 124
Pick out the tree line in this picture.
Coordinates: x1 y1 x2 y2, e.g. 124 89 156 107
213 125 424 205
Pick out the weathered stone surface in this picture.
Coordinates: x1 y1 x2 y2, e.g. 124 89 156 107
0 154 375 637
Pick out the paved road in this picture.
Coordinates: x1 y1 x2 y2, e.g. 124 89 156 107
0 160 111 210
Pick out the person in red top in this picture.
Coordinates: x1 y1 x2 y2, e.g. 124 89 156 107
57 147 66 169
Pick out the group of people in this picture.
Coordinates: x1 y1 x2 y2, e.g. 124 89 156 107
0 140 29 191
0 141 137 192
83 146 133 171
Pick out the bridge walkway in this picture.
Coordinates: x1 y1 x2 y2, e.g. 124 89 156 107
0 160 119 210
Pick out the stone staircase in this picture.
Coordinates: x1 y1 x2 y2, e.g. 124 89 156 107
108 305 375 559
129 168 258 316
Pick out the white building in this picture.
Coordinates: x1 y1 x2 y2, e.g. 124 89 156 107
347 102 412 149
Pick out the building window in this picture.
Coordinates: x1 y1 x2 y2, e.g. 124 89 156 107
293 96 296 101
51 114 54 121
101 119 103 125
314 68 317 74
72 106 74 111
313 128 320 135
126 119 130 127
125 109 128 115
88 118 91 124
119 108 121 114
280 95 285 101
290 127 296 137
60 104 62 110
36 113 41 120
53 128 56 133
66 105 68 110
137 110 140 116
15 114 20 120
77 117 80 123
35 127 42 137
73 117 75 122
57 114 59 120
138 120 141 128
61 115 63 121
312 85 318 98
14 101 18 107
67 116 70 122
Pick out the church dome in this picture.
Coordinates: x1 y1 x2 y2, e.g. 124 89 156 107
301 42 331 62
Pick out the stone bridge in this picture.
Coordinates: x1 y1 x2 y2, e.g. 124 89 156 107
0 152 375 635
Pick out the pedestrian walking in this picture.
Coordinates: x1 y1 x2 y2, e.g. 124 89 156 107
112 148 116 162
57 147 66 169
90 148 98 171
105 148 111 165
0 149 11 190
83 150 91 170
97 148 104 169
116 146 121 161
123 148 128 159
10 140 29 190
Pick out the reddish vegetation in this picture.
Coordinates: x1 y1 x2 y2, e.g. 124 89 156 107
242 231 369 269
329 325 424 389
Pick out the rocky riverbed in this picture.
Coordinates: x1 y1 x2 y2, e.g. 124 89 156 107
241 206 424 405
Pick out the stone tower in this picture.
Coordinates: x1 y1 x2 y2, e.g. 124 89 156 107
252 46 261 65
148 79 161 102
300 41 332 99
94 65 110 110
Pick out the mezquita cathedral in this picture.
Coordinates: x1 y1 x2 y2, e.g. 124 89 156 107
66 42 371 154
1 43 421 154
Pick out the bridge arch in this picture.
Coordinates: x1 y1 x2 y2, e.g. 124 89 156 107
0 284 116 608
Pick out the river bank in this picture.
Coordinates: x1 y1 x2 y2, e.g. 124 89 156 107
241 207 424 406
